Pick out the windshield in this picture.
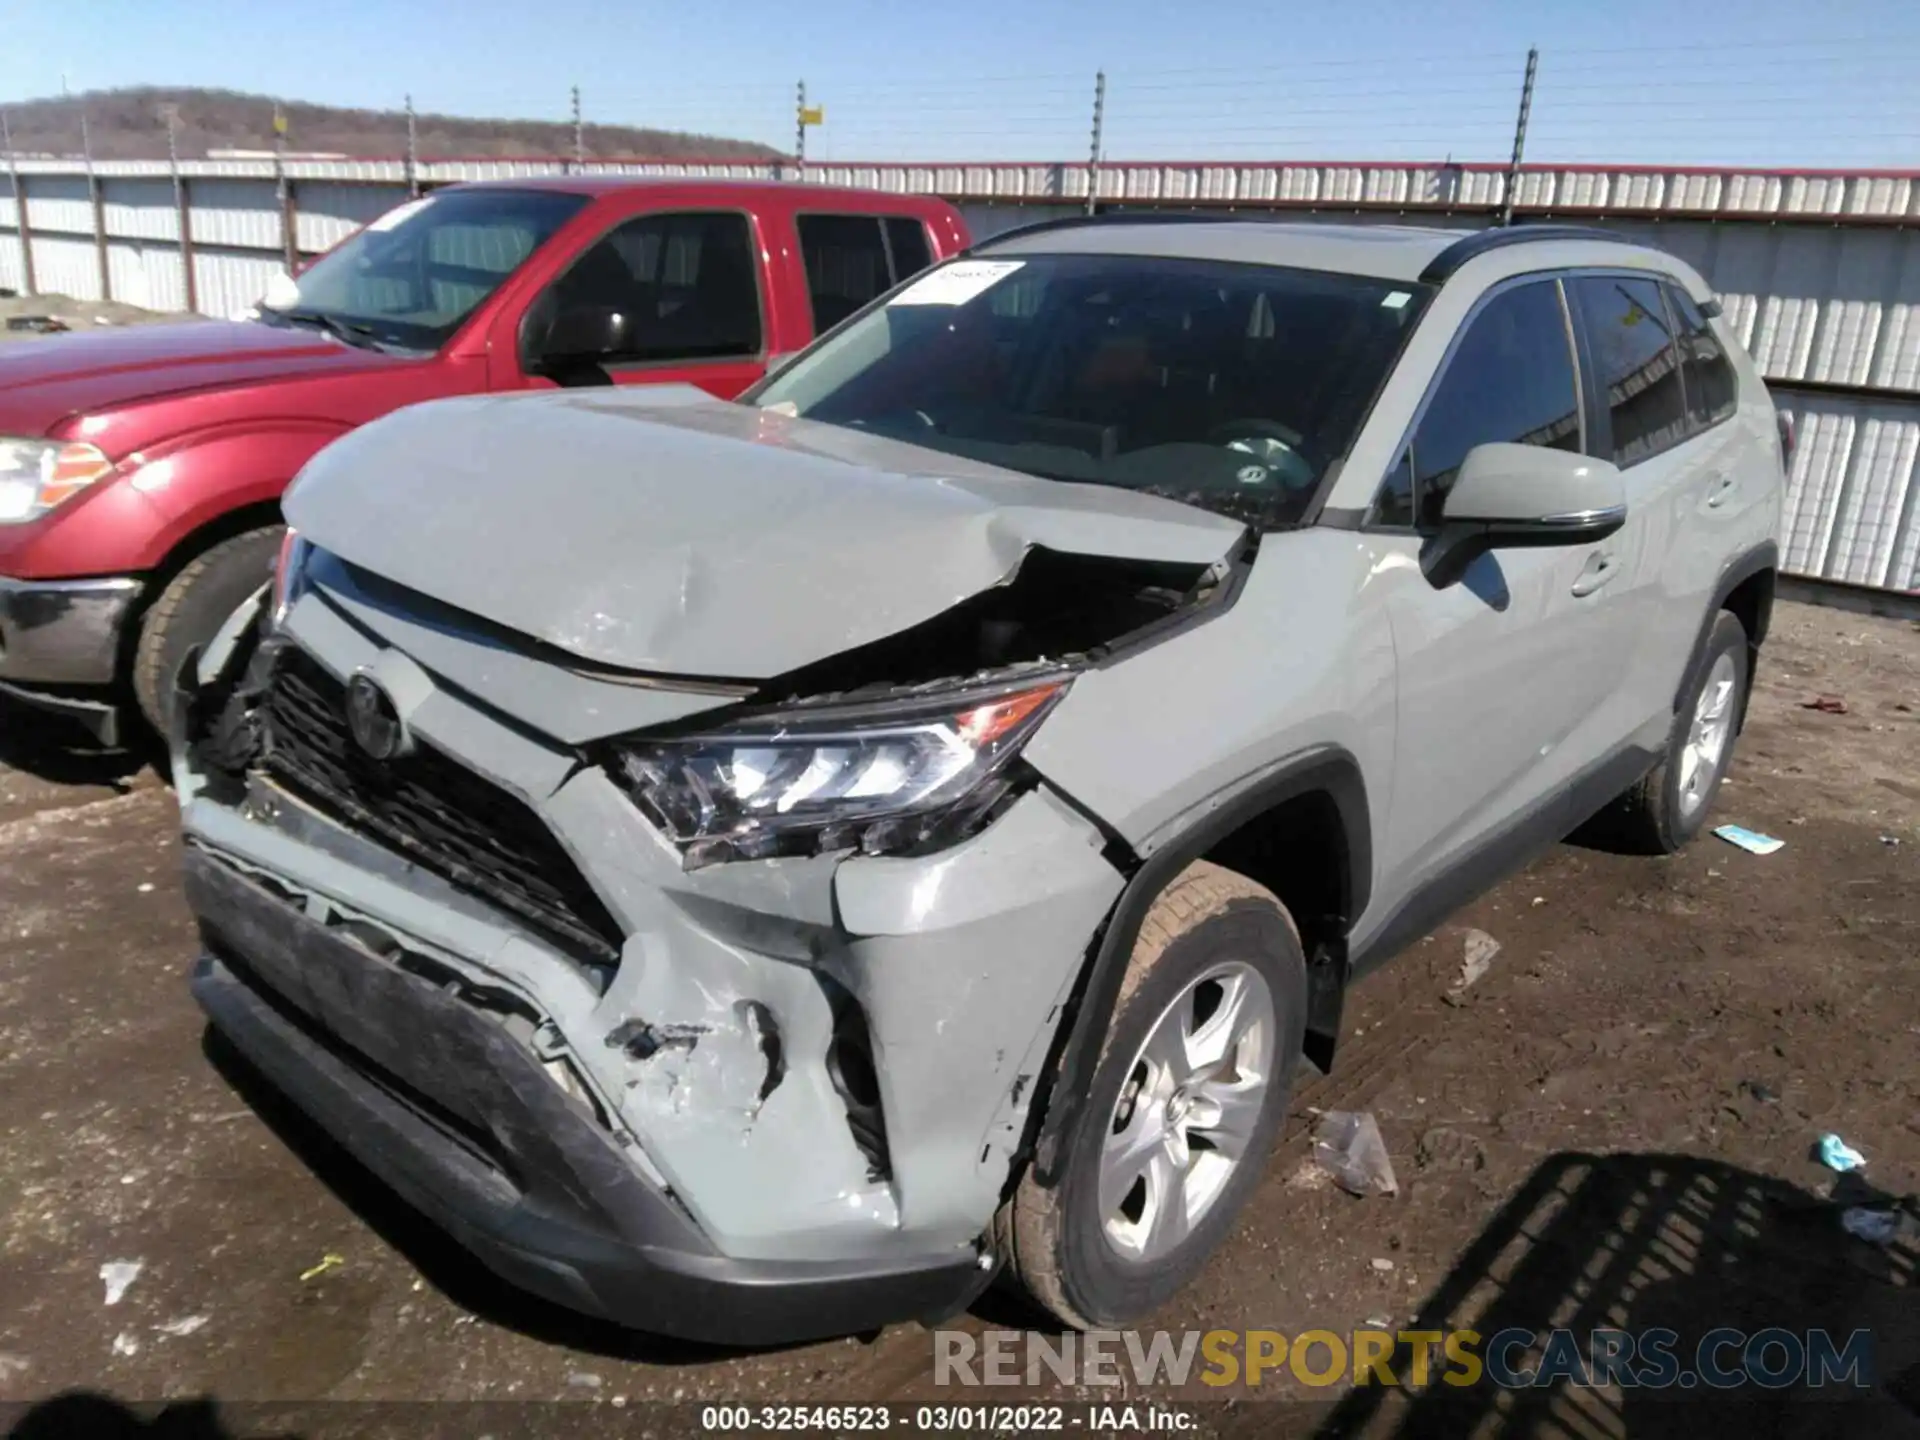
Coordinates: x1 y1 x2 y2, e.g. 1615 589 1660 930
266 188 588 352
748 251 1428 527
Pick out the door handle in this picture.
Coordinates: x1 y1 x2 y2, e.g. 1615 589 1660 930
1705 473 1737 509
1571 552 1620 597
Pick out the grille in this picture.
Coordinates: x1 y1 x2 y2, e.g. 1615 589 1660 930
260 647 625 967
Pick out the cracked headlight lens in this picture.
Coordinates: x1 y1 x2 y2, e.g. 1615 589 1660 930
0 438 113 524
612 677 1069 867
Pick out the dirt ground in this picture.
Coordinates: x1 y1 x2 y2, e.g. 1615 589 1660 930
0 600 1914 1439
1 294 176 339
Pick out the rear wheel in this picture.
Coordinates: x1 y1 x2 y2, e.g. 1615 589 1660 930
996 862 1306 1329
1609 609 1750 854
131 526 284 741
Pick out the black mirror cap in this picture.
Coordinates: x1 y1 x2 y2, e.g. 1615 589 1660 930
534 305 632 368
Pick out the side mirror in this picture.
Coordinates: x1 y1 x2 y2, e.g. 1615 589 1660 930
1427 443 1625 585
532 305 632 370
1443 442 1625 545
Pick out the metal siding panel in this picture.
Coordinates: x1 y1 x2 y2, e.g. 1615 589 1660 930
0 232 23 295
189 179 285 252
24 176 94 236
1777 391 1920 590
101 178 181 242
29 234 103 300
192 246 281 318
295 181 408 256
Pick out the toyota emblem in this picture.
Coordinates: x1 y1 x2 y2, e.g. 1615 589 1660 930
345 672 409 760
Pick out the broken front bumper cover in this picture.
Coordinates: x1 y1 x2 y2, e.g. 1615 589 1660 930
185 850 993 1346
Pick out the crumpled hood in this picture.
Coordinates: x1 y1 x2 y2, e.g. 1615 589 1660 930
285 387 1246 680
0 318 407 438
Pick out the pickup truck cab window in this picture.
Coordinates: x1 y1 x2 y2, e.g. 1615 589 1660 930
525 210 764 370
1375 277 1581 529
797 214 938 332
263 188 587 352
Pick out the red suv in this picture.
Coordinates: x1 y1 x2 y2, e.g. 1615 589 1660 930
0 178 968 744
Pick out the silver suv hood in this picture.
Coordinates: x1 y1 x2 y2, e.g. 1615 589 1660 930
284 388 1246 679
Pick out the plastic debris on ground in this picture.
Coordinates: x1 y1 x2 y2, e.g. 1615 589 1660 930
1312 1110 1399 1197
1443 929 1501 1006
1800 694 1849 714
299 1253 345 1282
111 1333 139 1357
1841 1208 1901 1245
1817 1133 1867 1173
99 1260 144 1306
1714 824 1785 856
155 1315 209 1338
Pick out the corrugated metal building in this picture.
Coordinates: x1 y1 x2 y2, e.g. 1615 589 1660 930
2 154 1916 594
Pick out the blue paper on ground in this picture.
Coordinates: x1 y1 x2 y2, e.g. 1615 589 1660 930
1713 824 1785 855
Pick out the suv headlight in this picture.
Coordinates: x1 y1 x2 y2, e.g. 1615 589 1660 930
0 439 114 524
611 677 1069 868
269 530 313 628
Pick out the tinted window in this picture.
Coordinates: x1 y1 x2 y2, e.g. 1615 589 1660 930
1377 279 1580 529
1570 275 1689 467
798 215 901 332
752 253 1428 529
1667 284 1738 430
537 210 761 363
273 188 586 351
886 218 934 280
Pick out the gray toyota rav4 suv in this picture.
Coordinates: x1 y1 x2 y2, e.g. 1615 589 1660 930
174 217 1784 1344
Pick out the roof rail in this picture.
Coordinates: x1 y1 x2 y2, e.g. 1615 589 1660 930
966 210 1241 253
1418 223 1639 284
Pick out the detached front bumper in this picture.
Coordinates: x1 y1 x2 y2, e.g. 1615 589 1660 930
185 849 994 1346
0 574 142 742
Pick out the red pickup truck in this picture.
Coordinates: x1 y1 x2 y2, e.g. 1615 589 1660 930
0 178 969 744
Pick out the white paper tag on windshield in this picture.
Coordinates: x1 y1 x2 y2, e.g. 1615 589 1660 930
367 197 432 232
890 260 1024 307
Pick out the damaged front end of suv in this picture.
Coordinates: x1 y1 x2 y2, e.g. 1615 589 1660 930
172 386 1251 1345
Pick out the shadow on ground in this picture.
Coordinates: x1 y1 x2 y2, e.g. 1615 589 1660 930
1307 1151 1919 1440
0 695 152 789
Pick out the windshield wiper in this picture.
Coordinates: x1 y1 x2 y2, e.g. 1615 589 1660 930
262 307 387 351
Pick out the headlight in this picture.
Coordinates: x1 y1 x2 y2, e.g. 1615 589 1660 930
269 530 313 628
0 438 114 524
612 677 1070 868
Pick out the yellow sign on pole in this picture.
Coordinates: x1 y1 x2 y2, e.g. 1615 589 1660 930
799 105 824 127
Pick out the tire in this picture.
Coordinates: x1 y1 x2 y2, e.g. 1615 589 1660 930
996 861 1307 1329
1609 609 1750 855
132 526 284 740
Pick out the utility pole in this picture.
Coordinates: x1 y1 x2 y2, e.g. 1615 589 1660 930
161 102 196 311
77 87 110 301
1499 47 1538 227
795 80 807 181
1084 70 1106 216
274 101 296 273
1 109 34 296
404 94 420 198
570 85 584 171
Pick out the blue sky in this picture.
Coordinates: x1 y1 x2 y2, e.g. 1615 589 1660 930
4 0 1919 167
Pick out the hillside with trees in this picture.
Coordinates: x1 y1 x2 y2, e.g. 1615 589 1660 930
0 87 783 161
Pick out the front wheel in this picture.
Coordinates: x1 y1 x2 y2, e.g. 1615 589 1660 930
996 862 1306 1329
131 526 284 741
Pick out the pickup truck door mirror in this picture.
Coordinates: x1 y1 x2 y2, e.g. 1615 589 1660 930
526 305 633 383
1428 442 1626 583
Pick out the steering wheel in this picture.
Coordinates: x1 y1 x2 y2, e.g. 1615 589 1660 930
1206 418 1316 489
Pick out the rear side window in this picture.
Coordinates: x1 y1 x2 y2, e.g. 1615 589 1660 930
1666 284 1739 430
541 210 762 362
1568 275 1689 467
1377 278 1581 529
797 214 935 332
